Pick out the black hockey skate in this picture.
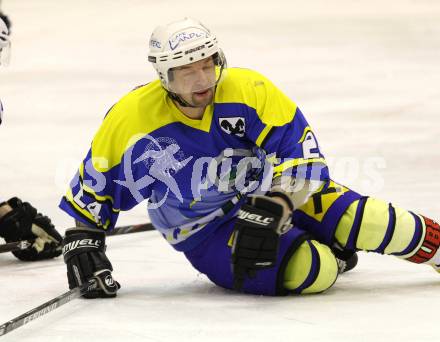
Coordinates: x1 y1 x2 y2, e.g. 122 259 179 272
336 252 358 274
332 243 358 274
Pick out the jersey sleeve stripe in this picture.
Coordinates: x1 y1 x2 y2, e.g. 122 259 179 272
77 167 120 212
255 125 273 148
298 126 312 143
273 158 327 175
64 189 112 229
62 194 101 228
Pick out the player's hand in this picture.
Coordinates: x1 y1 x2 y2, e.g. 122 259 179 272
231 194 293 290
0 197 62 261
62 227 120 298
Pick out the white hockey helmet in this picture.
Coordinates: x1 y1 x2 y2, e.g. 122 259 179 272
0 17 11 66
148 18 226 94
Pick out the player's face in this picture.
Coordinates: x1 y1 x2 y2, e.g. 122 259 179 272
169 57 216 107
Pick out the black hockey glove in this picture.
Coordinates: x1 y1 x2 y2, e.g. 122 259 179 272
62 227 120 298
231 194 293 291
0 197 62 261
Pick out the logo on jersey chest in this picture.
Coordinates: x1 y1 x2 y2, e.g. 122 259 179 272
219 117 245 137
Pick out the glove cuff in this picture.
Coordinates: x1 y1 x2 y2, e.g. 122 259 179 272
267 191 294 211
247 195 293 235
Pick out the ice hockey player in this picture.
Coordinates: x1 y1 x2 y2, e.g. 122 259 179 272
0 15 63 261
59 18 440 298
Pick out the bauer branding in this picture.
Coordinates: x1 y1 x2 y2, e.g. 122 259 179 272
185 44 205 55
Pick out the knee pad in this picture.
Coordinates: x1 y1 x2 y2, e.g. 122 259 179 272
283 240 338 294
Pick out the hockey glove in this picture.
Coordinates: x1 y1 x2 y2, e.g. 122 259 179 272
0 197 62 261
231 194 293 291
62 227 120 298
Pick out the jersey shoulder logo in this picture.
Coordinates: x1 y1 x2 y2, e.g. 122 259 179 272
219 117 245 137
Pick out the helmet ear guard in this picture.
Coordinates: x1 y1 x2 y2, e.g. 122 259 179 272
213 50 226 67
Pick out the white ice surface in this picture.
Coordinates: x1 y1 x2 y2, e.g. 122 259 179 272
0 0 440 341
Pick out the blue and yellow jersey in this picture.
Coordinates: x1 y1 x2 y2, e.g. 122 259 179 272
59 68 329 251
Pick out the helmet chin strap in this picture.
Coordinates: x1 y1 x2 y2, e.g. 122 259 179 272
167 91 198 108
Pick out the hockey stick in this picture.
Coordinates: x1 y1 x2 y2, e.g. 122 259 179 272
105 222 154 236
0 222 154 254
0 239 34 254
0 223 155 334
0 279 98 336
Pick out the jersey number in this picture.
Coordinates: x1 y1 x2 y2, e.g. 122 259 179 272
302 131 320 159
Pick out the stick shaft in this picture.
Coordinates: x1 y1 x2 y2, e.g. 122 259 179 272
0 240 34 253
0 279 98 336
0 222 154 254
105 222 154 236
0 223 154 335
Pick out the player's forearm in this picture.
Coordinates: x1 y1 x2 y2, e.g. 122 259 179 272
75 219 89 228
270 176 324 212
73 219 106 234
